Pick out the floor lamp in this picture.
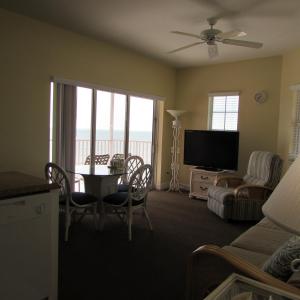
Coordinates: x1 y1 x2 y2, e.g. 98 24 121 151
166 110 186 192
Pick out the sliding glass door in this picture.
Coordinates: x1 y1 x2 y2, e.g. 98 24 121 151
128 96 154 164
96 91 126 158
62 86 155 191
75 87 93 166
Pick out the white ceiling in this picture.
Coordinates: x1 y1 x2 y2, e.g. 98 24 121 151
1 0 300 67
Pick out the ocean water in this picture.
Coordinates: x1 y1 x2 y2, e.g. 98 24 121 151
76 129 152 141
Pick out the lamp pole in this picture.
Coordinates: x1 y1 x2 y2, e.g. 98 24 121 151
166 110 186 192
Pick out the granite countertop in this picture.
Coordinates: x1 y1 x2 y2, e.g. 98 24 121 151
0 171 59 200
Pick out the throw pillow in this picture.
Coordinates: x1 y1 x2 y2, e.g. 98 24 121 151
262 235 300 281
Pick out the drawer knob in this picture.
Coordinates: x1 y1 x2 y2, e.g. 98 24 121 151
200 186 208 191
200 176 209 180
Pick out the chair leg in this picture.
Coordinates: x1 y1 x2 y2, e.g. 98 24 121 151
93 203 98 230
128 207 133 241
75 208 87 223
143 207 153 230
99 201 105 231
65 212 71 242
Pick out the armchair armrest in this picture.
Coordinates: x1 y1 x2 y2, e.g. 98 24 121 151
234 184 273 200
186 244 300 300
215 176 244 188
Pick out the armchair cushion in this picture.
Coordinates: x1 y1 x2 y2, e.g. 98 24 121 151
243 151 282 189
215 176 244 188
207 186 235 205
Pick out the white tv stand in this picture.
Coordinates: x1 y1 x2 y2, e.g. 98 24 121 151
189 167 229 200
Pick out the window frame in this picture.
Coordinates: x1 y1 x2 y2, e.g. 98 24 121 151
208 92 240 131
289 84 300 161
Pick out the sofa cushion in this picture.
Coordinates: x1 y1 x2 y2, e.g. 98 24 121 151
231 226 292 255
288 271 300 289
256 217 282 231
223 246 269 268
262 236 300 281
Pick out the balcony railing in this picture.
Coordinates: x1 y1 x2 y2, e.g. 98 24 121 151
75 139 152 165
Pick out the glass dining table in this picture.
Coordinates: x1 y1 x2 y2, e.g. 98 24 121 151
69 165 126 201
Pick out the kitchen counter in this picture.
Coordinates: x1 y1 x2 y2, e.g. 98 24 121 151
0 171 58 200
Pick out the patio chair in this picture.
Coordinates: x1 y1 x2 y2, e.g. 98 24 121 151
110 153 126 169
45 162 98 241
75 154 110 191
207 151 282 221
84 154 110 165
101 164 153 241
111 153 125 160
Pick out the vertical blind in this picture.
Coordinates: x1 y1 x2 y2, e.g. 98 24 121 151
289 87 300 161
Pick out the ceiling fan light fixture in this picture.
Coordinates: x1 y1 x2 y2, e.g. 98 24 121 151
208 43 218 59
168 18 263 57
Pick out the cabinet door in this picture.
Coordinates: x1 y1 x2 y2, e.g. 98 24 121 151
0 191 58 300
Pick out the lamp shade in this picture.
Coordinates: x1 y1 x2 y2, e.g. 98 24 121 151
166 110 186 119
262 155 300 235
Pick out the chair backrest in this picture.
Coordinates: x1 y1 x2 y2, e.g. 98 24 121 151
128 164 152 204
122 155 144 184
243 151 282 189
111 153 125 160
84 154 110 165
110 153 126 169
45 162 72 205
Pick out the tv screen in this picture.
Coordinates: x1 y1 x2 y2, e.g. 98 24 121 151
184 130 239 171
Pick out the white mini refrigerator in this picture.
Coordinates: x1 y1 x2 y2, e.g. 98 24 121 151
0 190 59 300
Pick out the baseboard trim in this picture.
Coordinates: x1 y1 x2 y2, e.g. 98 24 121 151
155 182 169 191
155 182 190 191
180 183 190 192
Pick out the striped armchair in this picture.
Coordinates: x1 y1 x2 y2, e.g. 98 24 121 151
207 151 283 221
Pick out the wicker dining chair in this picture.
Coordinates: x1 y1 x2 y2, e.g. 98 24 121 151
101 164 153 241
45 162 98 241
118 155 144 192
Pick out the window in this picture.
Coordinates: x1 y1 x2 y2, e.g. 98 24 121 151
50 81 157 191
289 85 300 161
208 93 239 131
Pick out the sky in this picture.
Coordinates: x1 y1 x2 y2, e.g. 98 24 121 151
76 87 154 132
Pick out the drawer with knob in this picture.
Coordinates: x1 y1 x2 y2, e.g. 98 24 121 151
189 167 229 200
192 172 215 183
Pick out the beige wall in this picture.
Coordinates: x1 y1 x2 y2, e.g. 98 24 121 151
0 8 176 185
1 7 295 189
175 56 282 185
277 49 300 173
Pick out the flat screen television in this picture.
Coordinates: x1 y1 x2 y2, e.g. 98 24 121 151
184 130 239 171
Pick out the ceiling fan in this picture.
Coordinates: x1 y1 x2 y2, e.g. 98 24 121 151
169 18 263 58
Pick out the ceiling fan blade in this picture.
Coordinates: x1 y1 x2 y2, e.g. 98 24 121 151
216 30 247 40
222 39 263 48
168 42 204 54
170 31 201 39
